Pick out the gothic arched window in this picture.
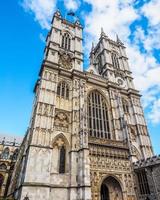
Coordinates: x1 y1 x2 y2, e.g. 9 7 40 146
122 99 129 113
111 52 119 69
57 81 69 99
1 147 10 160
59 145 66 174
88 90 110 139
62 33 71 50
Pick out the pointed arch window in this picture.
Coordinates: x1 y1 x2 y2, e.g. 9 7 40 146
57 81 69 99
122 99 129 113
88 90 110 139
62 33 71 50
1 147 10 160
111 52 119 69
59 145 66 174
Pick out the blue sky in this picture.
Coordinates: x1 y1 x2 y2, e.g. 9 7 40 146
0 0 160 154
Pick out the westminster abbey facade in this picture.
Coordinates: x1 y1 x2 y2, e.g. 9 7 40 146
5 10 159 200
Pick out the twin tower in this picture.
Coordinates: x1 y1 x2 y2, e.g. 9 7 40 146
8 10 153 200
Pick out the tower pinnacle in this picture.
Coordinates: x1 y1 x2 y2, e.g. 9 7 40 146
100 27 107 38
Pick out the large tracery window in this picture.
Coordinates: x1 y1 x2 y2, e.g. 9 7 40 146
57 81 69 99
61 33 71 50
88 90 111 139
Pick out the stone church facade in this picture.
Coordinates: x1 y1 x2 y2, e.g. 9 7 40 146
0 137 20 199
7 10 155 200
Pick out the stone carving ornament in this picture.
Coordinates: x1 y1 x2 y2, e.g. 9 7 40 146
58 52 73 70
54 112 69 128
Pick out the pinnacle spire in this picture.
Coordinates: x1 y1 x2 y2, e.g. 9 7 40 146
100 27 108 39
91 42 94 51
90 42 95 65
54 9 62 18
101 27 106 37
116 34 123 45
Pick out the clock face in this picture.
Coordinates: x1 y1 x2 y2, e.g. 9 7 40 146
116 77 126 88
58 53 73 70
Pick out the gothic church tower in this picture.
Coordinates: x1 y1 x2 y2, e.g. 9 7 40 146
8 10 153 200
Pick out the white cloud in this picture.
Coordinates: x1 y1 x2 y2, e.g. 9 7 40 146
64 0 80 11
39 33 46 43
149 98 160 124
21 0 57 29
142 0 160 26
83 0 138 54
133 25 160 51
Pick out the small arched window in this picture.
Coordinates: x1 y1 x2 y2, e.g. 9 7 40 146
59 145 66 174
122 99 129 113
1 147 10 160
62 33 71 50
111 52 119 69
57 81 69 99
88 90 110 139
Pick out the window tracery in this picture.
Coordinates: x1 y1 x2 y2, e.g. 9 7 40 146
136 170 150 195
88 90 110 139
1 147 10 159
57 81 69 99
122 99 129 113
111 52 119 69
61 32 71 50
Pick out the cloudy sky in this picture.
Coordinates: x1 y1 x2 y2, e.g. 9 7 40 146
0 0 160 154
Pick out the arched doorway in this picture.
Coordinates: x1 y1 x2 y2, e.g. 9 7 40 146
100 176 123 200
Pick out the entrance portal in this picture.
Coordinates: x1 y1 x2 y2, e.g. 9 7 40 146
100 176 123 200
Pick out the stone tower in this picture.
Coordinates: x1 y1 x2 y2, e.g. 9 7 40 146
8 10 154 200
